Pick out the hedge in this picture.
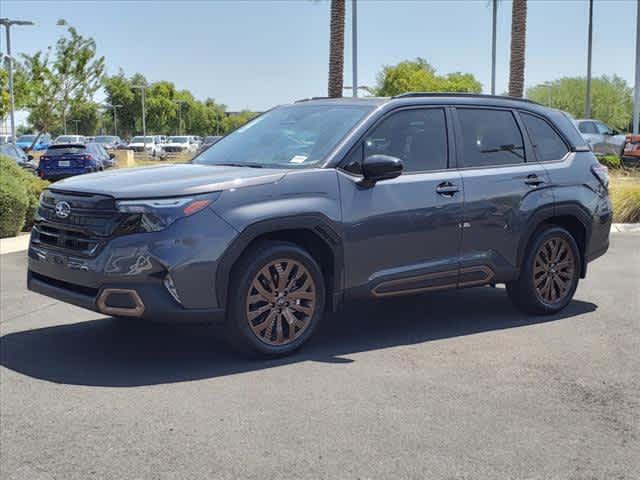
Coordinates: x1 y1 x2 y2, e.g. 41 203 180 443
0 155 49 238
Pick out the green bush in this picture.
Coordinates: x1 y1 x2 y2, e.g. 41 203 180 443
610 179 640 223
599 155 621 169
0 155 49 238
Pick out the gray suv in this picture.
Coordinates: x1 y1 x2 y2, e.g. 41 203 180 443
27 94 612 356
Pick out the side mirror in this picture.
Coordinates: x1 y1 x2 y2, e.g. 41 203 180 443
109 153 115 159
27 154 34 161
359 154 403 187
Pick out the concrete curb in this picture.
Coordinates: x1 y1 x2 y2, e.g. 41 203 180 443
610 223 640 233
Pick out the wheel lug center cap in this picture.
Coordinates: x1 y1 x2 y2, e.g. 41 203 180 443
276 298 286 306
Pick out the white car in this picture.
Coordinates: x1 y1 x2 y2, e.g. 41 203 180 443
574 119 627 157
54 135 86 144
161 136 198 154
128 135 163 156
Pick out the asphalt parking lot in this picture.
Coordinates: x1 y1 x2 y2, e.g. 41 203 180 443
1 234 638 480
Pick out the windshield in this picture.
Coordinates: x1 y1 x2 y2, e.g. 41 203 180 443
95 136 117 143
131 136 154 143
46 145 86 156
17 135 36 142
168 137 189 143
193 104 372 169
55 136 79 143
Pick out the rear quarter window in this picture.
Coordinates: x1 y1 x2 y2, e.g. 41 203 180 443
521 112 569 162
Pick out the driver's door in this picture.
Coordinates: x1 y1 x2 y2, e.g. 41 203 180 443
339 107 464 298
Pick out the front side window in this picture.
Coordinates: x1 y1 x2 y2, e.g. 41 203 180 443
457 108 525 167
595 122 612 135
194 104 372 169
521 113 569 162
578 121 597 134
363 108 448 172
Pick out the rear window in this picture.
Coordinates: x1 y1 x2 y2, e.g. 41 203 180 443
521 113 569 161
46 146 86 156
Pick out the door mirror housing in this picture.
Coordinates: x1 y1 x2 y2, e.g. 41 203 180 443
359 154 403 187
27 154 34 161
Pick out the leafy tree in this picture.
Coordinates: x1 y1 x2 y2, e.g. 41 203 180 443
527 75 633 130
508 0 527 97
68 101 100 135
0 58 31 120
373 58 482 96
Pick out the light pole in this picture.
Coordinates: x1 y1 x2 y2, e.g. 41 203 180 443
132 85 147 149
105 104 122 136
584 0 594 118
351 0 358 98
0 18 35 144
634 0 639 135
73 119 80 135
491 0 497 95
174 100 186 135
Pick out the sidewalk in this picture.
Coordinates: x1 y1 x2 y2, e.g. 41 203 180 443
2 224 638 256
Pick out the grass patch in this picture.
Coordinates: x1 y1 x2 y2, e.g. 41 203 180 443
610 173 640 223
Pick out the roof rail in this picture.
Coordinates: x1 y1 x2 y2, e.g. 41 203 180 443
295 97 331 103
391 92 540 104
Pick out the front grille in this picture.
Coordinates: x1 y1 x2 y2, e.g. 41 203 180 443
163 146 184 153
34 189 121 257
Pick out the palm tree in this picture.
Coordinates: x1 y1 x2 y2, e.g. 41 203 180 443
508 0 527 97
328 0 345 98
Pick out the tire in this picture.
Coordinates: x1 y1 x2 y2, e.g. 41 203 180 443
507 226 580 315
225 241 326 357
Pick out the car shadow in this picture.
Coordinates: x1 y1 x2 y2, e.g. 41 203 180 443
0 287 597 387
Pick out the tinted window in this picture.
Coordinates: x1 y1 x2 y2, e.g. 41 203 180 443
595 122 611 135
364 108 448 172
46 146 86 156
578 121 597 134
521 113 569 161
457 108 525 167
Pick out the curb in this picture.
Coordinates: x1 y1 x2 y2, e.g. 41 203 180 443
2 223 639 256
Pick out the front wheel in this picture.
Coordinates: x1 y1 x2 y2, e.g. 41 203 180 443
507 226 580 315
225 241 326 357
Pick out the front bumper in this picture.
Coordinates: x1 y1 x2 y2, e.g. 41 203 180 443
27 207 237 322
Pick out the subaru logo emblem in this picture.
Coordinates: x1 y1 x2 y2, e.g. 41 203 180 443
55 201 71 219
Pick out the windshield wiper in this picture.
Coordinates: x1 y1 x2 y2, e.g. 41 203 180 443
214 162 264 168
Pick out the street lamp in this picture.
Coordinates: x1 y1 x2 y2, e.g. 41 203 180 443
584 0 594 118
351 0 358 98
104 103 122 136
0 18 35 144
132 85 147 149
173 100 186 135
634 0 639 135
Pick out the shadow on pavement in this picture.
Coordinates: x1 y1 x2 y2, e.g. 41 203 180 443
0 287 596 387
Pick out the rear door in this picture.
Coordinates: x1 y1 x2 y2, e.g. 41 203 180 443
339 106 464 297
454 107 552 282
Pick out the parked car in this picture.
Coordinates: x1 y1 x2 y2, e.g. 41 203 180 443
16 133 51 152
574 119 627 157
197 135 223 154
0 143 38 173
128 135 163 156
161 135 198 154
86 136 95 143
622 134 640 163
0 134 15 144
94 135 125 150
27 94 611 357
37 143 112 181
54 135 86 145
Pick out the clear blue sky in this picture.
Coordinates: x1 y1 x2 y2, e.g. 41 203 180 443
2 0 637 113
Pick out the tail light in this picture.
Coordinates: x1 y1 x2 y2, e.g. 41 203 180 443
591 164 609 189
84 154 93 162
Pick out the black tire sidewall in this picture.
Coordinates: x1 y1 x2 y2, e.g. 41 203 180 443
227 242 326 356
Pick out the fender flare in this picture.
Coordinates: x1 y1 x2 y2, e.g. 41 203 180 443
215 214 344 309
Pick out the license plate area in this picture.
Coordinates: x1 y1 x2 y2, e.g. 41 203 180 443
58 160 71 167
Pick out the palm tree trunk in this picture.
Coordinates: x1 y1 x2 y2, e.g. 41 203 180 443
328 0 345 98
508 0 527 97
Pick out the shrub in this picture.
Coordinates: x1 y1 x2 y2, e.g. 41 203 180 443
0 155 49 238
610 179 640 223
599 155 621 169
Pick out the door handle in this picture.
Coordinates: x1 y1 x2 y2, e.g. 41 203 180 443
524 174 545 186
436 182 459 196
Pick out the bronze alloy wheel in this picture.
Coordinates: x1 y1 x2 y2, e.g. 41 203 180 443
533 236 576 304
245 258 317 346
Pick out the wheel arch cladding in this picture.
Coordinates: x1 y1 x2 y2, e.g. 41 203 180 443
215 215 344 311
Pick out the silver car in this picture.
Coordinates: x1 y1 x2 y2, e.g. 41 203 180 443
575 119 626 157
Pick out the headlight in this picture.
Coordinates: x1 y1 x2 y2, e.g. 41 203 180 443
116 193 219 232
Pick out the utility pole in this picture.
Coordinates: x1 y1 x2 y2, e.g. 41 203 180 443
105 104 122 136
491 0 497 95
0 18 35 144
174 100 186 135
73 119 80 135
133 85 147 149
634 0 639 135
351 0 358 98
584 0 594 118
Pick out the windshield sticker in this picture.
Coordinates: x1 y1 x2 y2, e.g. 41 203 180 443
289 155 308 164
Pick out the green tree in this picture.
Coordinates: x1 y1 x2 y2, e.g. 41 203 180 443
527 75 633 130
373 58 482 96
0 58 32 120
68 101 100 135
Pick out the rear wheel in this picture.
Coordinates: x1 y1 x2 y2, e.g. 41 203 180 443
507 226 580 315
225 241 325 357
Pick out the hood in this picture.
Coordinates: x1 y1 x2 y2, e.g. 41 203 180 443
48 163 288 199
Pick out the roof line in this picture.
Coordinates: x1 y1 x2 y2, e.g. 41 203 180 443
391 92 540 105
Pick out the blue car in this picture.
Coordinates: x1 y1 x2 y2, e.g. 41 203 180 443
16 133 52 152
38 143 114 181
